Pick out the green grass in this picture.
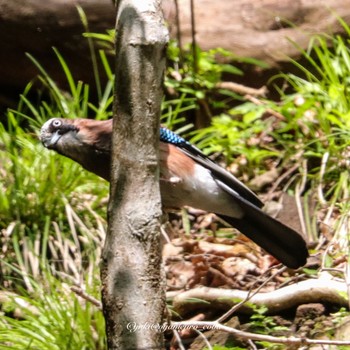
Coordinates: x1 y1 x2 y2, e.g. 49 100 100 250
191 18 350 192
0 267 105 349
0 111 109 229
0 118 107 346
0 22 114 347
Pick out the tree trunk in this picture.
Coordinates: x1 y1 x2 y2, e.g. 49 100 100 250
100 0 168 348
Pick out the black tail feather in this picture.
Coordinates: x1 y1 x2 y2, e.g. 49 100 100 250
218 202 309 269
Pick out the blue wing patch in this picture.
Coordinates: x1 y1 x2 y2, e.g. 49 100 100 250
160 127 188 146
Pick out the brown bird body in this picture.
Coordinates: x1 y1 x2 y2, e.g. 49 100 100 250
40 117 309 268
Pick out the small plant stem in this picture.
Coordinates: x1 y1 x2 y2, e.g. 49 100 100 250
190 0 198 74
171 320 350 346
174 0 184 66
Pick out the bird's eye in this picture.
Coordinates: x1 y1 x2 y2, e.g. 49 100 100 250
52 119 62 128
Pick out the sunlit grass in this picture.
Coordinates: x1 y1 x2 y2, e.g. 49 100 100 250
0 266 105 349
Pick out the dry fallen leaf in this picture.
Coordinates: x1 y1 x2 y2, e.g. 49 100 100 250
221 257 259 280
249 167 280 191
166 261 196 289
162 243 184 259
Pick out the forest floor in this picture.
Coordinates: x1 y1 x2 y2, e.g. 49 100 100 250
160 188 350 349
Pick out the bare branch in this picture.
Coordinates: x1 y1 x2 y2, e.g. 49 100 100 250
215 82 267 97
172 278 348 316
71 286 102 309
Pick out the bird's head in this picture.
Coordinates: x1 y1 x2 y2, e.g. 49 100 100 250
40 117 113 180
40 118 80 150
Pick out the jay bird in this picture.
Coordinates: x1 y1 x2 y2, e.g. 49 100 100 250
40 118 308 269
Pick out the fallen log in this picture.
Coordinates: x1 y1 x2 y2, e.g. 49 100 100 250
171 278 349 316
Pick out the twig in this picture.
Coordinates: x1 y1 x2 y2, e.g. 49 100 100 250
171 320 350 346
173 0 183 66
248 339 258 350
189 0 197 74
215 82 267 97
71 286 102 309
172 330 186 350
266 163 300 201
192 328 212 350
244 94 286 120
318 152 329 206
161 224 172 244
216 266 286 323
208 266 236 288
295 159 308 237
170 313 207 348
345 257 350 310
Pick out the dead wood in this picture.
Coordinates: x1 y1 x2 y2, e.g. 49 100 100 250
171 278 348 316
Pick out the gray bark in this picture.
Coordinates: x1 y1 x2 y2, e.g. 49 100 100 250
100 0 168 349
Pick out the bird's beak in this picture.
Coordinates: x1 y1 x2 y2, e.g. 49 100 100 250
40 129 61 148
